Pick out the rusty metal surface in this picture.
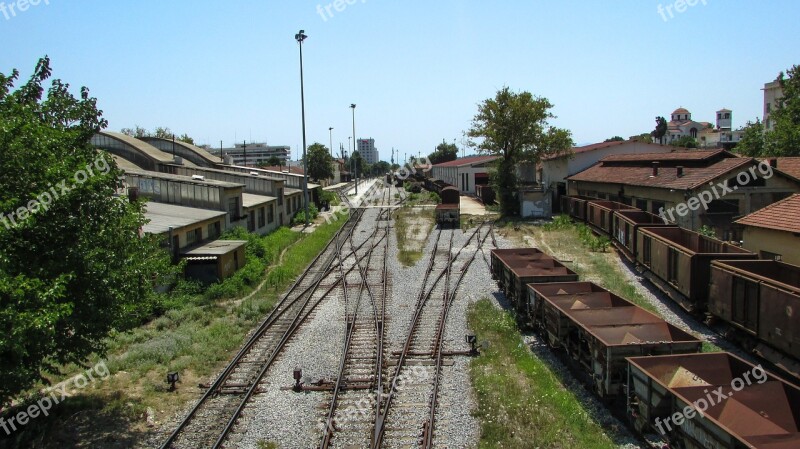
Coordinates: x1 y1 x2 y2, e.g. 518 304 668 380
711 260 800 294
639 227 753 256
628 353 800 449
567 307 665 326
439 186 460 205
589 322 698 346
528 281 606 297
615 209 673 225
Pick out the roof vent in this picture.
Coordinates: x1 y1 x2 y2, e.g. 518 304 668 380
250 171 260 176
677 166 684 178
191 175 205 181
652 162 660 177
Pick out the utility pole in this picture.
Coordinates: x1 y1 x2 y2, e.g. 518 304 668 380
296 29 310 227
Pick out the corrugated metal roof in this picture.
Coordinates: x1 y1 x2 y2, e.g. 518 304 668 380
126 168 245 188
143 202 226 235
182 239 247 256
242 193 277 208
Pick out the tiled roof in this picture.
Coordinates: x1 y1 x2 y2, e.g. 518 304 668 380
433 155 499 168
543 140 688 161
735 194 800 234
767 157 800 181
568 154 753 190
601 149 725 162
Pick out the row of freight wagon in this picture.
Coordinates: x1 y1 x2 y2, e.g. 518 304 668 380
420 176 461 228
562 196 800 381
490 247 800 449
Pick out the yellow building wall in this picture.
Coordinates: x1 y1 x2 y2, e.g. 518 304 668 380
742 227 800 266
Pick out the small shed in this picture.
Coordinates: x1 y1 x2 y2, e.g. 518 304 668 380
182 240 247 284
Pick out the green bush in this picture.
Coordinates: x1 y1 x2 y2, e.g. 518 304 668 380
292 203 320 225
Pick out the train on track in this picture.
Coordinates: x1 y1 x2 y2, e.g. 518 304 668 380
490 246 800 449
560 195 800 381
395 171 462 228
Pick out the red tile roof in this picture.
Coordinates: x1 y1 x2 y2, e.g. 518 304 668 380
735 194 800 234
543 141 693 161
765 157 800 181
433 155 499 168
568 151 754 190
601 149 725 162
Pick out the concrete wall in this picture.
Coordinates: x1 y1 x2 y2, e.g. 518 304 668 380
742 227 800 266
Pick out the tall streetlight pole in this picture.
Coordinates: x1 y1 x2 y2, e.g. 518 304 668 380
350 103 357 194
295 29 310 228
328 127 334 157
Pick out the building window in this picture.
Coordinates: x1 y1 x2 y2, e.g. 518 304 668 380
278 188 284 206
187 227 202 246
207 221 221 239
228 197 239 220
268 204 275 223
651 201 665 215
248 211 256 232
258 207 266 228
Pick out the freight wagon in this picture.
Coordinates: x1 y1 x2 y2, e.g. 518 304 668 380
709 259 800 380
490 248 579 310
636 227 754 312
612 209 676 261
528 281 701 397
585 200 638 237
627 352 800 449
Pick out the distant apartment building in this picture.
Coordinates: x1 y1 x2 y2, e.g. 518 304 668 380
763 79 784 131
214 142 291 167
357 138 379 164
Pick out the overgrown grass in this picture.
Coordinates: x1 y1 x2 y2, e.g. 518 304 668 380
394 205 434 266
468 299 617 449
6 214 349 449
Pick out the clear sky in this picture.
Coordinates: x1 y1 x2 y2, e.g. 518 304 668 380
2 0 798 161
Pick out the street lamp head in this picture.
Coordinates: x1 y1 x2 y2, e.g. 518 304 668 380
350 103 356 109
295 30 307 42
329 127 333 131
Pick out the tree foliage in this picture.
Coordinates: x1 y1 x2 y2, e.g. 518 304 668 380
120 125 195 145
653 116 668 144
669 135 698 148
0 57 176 403
604 136 625 142
306 143 334 181
427 141 458 164
764 65 800 157
631 133 653 143
734 120 765 157
467 87 572 215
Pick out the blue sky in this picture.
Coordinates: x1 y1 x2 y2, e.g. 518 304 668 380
2 0 798 161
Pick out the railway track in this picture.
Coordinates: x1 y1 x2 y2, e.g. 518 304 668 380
160 208 369 449
373 222 494 449
319 194 392 449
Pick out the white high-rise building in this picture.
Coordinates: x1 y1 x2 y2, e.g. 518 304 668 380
357 138 379 164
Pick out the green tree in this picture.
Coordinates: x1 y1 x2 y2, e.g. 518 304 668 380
428 141 458 164
653 116 668 144
178 133 194 145
764 65 800 156
350 150 366 177
264 155 282 167
467 87 573 216
630 133 654 143
306 143 334 181
734 120 765 157
604 136 625 142
120 125 147 137
0 57 177 403
669 135 698 148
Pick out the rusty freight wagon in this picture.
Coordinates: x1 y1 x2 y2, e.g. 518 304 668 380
435 204 459 228
476 184 495 205
531 282 701 397
490 248 579 310
708 259 800 381
627 352 800 449
612 210 676 261
439 186 460 205
525 281 611 329
636 227 754 312
586 200 638 237
562 195 592 222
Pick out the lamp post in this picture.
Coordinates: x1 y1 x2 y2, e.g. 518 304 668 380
295 29 310 228
350 103 357 194
328 127 334 157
